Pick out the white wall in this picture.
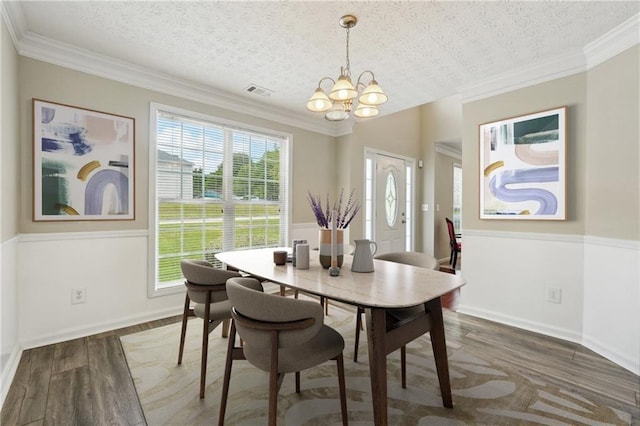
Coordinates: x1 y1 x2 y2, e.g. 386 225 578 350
18 232 183 348
582 238 640 374
458 231 585 343
0 237 19 403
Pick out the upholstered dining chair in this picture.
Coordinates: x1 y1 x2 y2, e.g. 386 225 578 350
219 277 348 426
179 259 240 399
353 251 439 389
446 217 462 269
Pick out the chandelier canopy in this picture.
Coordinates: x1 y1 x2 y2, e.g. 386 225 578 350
306 15 387 121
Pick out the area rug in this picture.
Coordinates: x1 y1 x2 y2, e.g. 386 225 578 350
121 300 634 425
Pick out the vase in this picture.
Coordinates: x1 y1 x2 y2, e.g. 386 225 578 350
318 229 344 269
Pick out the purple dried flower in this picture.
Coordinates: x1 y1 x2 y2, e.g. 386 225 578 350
308 188 360 229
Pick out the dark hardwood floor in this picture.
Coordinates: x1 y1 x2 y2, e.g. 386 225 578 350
1 315 182 426
2 309 638 425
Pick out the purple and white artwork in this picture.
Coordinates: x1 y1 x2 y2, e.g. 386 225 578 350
479 107 566 220
33 99 135 221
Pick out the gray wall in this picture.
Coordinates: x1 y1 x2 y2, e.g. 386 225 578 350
462 72 588 235
1 18 19 241
420 95 463 255
18 58 337 234
585 46 639 240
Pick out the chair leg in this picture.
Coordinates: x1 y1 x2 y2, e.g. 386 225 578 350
178 293 190 365
353 307 363 362
222 318 230 338
199 291 212 399
335 353 349 426
295 371 301 393
401 345 407 389
219 321 237 426
268 331 279 426
452 250 458 269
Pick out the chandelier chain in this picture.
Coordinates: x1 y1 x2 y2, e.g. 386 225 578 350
345 26 351 76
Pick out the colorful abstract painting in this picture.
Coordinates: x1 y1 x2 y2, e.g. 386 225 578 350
33 99 135 221
479 107 566 220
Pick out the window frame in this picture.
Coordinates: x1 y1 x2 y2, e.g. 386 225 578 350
148 103 292 297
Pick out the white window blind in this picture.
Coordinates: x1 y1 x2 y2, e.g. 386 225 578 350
151 107 289 292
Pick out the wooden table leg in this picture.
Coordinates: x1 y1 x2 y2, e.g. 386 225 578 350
426 297 453 408
366 307 388 426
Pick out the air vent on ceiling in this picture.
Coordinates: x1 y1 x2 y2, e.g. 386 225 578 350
244 84 274 97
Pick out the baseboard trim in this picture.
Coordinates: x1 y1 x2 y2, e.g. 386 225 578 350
20 306 182 350
1 345 24 408
456 304 582 344
582 334 639 376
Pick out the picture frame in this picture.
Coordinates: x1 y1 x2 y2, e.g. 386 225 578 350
479 106 567 220
32 99 135 221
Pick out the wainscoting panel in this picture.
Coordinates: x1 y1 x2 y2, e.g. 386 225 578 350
458 229 585 343
458 229 639 375
583 237 640 374
1 236 20 407
17 231 183 350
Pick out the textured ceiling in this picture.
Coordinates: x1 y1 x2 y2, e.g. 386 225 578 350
7 1 640 123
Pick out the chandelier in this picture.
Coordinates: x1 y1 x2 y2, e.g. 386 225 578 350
306 15 387 121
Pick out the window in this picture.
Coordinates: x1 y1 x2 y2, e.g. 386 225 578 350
384 171 398 227
149 104 290 295
364 158 374 239
453 163 462 232
405 165 413 251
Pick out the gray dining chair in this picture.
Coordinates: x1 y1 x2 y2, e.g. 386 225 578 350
219 277 348 426
179 259 240 398
353 251 439 388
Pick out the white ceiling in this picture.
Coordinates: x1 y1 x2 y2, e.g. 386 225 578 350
3 1 639 136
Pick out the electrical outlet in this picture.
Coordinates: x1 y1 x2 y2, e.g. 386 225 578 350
547 287 562 304
71 288 87 304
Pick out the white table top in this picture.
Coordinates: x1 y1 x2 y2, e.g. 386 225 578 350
216 248 466 309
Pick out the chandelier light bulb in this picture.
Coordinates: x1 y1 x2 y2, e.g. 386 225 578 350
306 88 332 112
359 80 388 106
354 104 379 118
329 75 357 101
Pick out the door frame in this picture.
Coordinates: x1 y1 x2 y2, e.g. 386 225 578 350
364 147 417 251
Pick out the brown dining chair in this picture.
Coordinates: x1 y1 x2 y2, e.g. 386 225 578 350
446 217 462 269
353 251 439 389
219 277 348 426
179 259 240 398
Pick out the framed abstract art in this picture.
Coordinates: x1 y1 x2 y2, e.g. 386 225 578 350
479 106 567 220
32 99 135 221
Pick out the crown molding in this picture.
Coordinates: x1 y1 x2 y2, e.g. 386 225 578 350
459 50 587 104
12 28 350 137
0 1 25 47
584 13 640 69
435 142 462 160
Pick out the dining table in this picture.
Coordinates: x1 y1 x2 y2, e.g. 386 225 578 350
216 247 466 426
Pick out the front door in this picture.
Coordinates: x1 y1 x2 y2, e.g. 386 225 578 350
375 154 406 254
